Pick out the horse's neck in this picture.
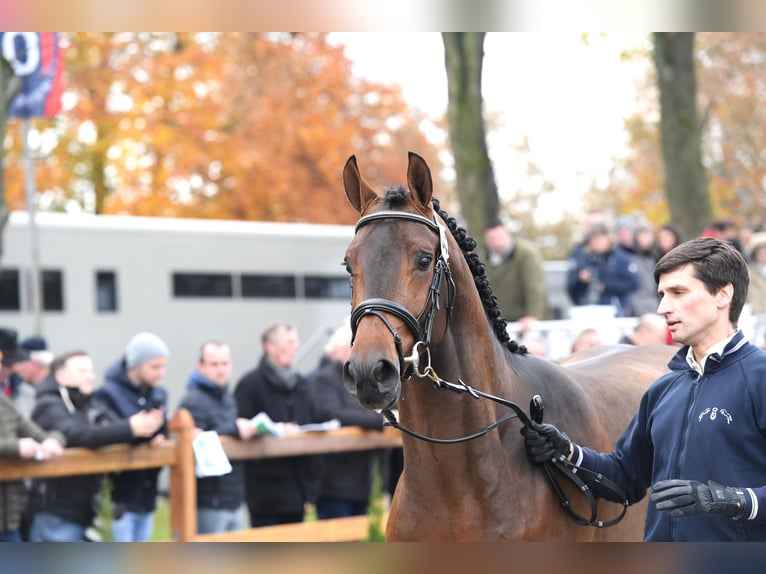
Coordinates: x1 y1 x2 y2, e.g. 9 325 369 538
399 297 523 479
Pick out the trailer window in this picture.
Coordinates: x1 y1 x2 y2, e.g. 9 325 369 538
41 269 64 312
304 275 351 300
96 270 118 312
0 269 20 311
173 273 233 298
241 274 296 299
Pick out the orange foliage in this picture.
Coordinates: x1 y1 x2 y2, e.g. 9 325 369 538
3 33 444 224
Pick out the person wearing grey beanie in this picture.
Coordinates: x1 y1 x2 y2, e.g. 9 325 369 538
125 332 170 370
91 331 170 542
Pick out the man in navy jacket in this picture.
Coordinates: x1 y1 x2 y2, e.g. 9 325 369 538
525 237 766 541
179 340 255 534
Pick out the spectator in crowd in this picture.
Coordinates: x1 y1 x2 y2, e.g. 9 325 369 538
568 209 612 260
483 220 547 330
618 313 669 347
0 328 34 417
92 332 170 542
178 340 255 534
27 351 164 541
656 223 685 259
17 336 53 386
570 328 603 353
614 216 636 253
308 323 387 519
628 225 661 317
707 218 743 254
11 336 54 419
0 339 65 542
566 223 639 317
234 322 319 527
523 238 766 540
746 232 766 316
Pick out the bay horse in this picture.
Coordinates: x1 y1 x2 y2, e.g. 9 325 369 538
341 152 676 541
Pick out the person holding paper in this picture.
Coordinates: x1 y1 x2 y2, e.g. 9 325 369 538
234 322 320 527
179 340 255 534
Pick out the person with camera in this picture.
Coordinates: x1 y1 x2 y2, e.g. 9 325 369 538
92 332 170 542
525 237 766 541
566 223 639 317
27 350 164 541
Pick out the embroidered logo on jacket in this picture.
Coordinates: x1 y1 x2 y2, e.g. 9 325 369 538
697 407 733 424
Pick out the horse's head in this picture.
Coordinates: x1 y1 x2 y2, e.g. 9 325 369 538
341 152 454 411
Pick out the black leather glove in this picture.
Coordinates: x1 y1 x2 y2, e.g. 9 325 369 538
522 420 571 464
650 479 746 519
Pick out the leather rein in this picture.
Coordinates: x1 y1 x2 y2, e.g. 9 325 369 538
348 207 629 528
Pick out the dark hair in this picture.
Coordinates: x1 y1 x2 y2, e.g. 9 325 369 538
653 237 748 325
50 351 89 375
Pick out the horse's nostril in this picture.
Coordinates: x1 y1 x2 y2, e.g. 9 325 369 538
372 359 397 384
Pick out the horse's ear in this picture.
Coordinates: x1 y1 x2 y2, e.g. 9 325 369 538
406 151 433 208
343 155 378 214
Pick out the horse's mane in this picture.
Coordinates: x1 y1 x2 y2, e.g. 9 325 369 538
382 187 527 355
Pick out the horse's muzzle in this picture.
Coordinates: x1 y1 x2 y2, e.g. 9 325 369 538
343 356 401 411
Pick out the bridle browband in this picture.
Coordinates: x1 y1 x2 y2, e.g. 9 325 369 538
348 207 628 529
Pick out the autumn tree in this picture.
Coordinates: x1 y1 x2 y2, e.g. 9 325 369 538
2 33 442 225
606 33 766 235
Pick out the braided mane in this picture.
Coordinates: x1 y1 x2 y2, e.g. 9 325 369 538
381 187 526 355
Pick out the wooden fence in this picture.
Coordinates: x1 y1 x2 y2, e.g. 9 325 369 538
0 408 401 541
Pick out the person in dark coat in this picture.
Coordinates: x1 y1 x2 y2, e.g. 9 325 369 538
309 323 387 519
233 322 319 527
178 340 255 534
91 332 169 542
28 350 163 541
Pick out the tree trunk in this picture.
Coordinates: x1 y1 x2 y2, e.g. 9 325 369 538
442 33 499 245
653 33 711 238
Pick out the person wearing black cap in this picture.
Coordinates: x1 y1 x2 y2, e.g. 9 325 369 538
0 328 34 417
92 331 170 542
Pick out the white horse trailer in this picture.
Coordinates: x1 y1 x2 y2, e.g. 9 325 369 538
1 211 573 409
1 211 355 409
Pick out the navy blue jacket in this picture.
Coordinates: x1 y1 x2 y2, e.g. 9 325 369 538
178 370 244 510
575 331 766 541
92 359 168 514
566 245 639 316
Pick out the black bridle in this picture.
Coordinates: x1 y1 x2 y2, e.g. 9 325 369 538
348 208 629 529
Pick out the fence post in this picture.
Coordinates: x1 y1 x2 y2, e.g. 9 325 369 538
168 408 197 541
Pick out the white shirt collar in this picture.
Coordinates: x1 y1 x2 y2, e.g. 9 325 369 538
685 331 737 374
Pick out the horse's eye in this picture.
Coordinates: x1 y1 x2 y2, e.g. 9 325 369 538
342 259 352 275
416 253 434 272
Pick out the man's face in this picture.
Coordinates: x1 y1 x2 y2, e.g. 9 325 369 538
13 359 48 385
266 328 299 370
484 225 510 255
657 263 728 351
57 354 96 395
132 356 168 387
197 343 232 387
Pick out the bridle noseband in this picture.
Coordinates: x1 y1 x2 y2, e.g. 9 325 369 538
348 207 629 529
349 209 455 378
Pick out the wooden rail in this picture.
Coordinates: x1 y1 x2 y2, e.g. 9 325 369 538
0 408 402 541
